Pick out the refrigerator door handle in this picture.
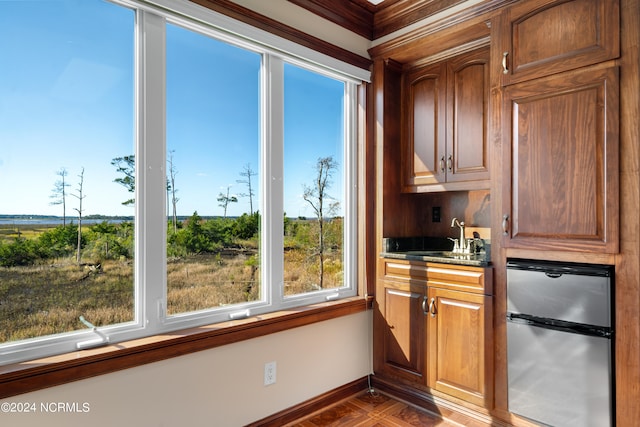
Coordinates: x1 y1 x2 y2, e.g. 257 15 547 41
507 312 613 339
544 272 563 278
506 312 534 325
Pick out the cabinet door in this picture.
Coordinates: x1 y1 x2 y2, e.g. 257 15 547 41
427 287 492 407
499 0 619 85
382 284 427 383
501 65 619 253
446 48 490 184
402 62 447 189
402 48 490 192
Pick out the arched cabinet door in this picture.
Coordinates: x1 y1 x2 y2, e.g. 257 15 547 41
401 47 490 193
497 0 619 86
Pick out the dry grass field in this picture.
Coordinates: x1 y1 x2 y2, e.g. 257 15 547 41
0 259 134 342
0 248 342 343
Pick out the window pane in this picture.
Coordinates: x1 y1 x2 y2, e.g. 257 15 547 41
0 0 135 343
165 24 261 315
283 63 345 296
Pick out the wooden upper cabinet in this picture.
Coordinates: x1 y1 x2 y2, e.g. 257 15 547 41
447 50 490 185
501 65 619 253
401 47 490 192
498 0 620 85
402 61 446 190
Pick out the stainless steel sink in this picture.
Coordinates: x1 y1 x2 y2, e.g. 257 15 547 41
404 250 477 258
381 248 489 266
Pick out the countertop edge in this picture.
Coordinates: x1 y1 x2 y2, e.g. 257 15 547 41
380 251 492 267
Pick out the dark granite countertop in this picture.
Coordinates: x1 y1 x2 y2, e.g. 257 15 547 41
381 236 492 267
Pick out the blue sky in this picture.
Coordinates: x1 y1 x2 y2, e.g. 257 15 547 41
0 0 344 218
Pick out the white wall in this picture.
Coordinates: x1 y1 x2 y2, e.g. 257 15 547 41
1 311 371 427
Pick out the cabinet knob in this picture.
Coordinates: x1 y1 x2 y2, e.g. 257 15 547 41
428 298 436 318
502 52 509 74
502 214 509 235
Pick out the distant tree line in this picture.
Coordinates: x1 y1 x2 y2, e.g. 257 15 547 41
8 154 340 288
0 212 259 268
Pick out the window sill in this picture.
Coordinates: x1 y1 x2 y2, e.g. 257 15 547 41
0 297 371 399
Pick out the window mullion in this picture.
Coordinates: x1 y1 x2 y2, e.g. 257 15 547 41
137 10 167 332
344 82 358 291
263 55 285 308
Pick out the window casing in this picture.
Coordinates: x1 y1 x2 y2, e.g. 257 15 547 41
0 0 364 365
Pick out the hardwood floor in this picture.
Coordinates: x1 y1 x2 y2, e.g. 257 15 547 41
284 390 491 426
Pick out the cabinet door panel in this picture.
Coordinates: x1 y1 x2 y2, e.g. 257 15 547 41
428 287 492 407
500 0 619 85
403 63 446 188
448 48 490 182
502 65 619 252
383 286 426 382
402 48 490 192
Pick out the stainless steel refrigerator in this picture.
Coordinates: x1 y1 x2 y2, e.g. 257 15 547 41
506 259 614 427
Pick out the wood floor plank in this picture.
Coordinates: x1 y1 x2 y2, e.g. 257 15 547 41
286 391 474 426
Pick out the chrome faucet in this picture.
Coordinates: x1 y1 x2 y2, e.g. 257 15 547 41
450 217 468 253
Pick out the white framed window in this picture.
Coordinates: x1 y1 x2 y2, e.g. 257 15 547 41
0 0 364 365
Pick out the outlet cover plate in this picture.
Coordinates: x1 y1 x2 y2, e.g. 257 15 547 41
432 206 441 223
264 361 276 386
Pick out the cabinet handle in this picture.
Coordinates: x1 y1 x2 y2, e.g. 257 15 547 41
502 52 509 74
502 214 509 235
439 156 445 173
428 298 436 318
447 155 453 171
422 296 428 315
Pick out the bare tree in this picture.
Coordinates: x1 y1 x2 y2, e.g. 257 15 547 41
111 155 135 206
167 150 179 233
50 168 70 226
72 167 86 264
302 156 339 289
236 163 257 215
217 185 238 218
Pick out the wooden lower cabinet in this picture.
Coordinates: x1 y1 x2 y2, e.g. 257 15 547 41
427 287 493 407
381 283 426 383
376 259 493 408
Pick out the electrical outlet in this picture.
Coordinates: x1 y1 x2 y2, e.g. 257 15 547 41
432 206 441 223
264 361 276 386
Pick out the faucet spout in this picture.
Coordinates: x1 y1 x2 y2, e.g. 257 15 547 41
450 217 466 253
